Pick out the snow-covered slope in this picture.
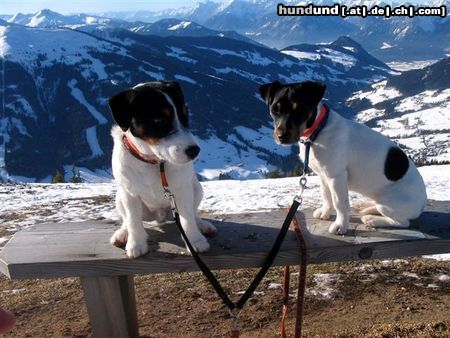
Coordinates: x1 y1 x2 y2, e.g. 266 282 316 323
348 57 450 164
282 36 397 83
0 15 392 181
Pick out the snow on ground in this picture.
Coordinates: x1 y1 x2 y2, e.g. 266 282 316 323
387 60 438 72
1 164 449 262
174 74 198 85
195 46 274 66
168 21 192 30
282 50 320 61
166 46 197 64
350 80 402 105
307 273 340 299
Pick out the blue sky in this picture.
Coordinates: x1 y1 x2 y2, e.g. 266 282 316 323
0 0 215 15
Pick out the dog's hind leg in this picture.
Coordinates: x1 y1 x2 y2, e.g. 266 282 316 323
353 200 376 211
359 206 381 216
361 215 409 228
196 217 217 237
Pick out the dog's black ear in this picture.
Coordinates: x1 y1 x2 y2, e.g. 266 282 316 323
161 81 188 128
259 81 282 105
297 81 326 106
108 89 137 131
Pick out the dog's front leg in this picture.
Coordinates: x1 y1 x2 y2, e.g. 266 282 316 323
313 176 333 220
326 172 350 234
175 188 210 253
117 187 149 258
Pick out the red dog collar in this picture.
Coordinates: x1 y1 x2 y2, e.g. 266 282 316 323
122 134 160 165
301 103 329 140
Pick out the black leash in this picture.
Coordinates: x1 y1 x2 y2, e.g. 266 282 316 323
160 163 301 336
172 200 300 311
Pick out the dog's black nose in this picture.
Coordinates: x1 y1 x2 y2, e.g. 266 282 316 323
185 145 200 159
278 133 290 143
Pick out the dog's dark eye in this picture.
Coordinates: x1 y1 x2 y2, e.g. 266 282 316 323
271 102 282 117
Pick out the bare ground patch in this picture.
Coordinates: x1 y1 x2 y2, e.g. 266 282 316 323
1 258 448 337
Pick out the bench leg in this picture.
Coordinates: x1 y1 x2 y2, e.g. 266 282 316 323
81 275 139 338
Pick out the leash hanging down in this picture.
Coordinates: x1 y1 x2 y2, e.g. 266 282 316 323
160 160 311 338
160 162 302 337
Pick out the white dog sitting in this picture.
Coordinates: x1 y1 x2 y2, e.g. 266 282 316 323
108 81 216 258
260 80 427 234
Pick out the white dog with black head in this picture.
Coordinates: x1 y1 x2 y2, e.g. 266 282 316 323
108 81 216 258
259 80 427 235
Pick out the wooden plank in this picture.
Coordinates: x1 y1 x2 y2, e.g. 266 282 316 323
81 275 139 338
0 202 449 279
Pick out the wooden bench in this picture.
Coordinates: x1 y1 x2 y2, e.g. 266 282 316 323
1 202 449 338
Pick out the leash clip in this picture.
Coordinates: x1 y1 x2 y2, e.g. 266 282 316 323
294 175 308 204
299 137 311 145
163 187 178 214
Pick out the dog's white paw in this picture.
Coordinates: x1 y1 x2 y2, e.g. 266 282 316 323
125 238 149 258
110 228 128 248
313 207 332 220
197 219 217 237
328 221 349 235
187 235 210 253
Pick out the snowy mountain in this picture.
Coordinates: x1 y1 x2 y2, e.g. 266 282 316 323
0 17 393 182
348 57 450 165
6 9 118 28
5 10 257 46
106 0 450 62
127 18 260 45
282 36 396 81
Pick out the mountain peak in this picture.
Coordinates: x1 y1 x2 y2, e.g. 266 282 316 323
331 36 363 50
35 9 59 17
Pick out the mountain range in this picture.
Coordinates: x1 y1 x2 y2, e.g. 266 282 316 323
90 0 450 62
0 13 397 181
0 6 448 182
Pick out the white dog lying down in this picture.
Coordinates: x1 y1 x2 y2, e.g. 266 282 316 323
260 80 427 234
108 81 216 258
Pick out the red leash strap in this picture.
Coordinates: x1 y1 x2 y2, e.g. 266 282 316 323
281 213 308 338
280 265 290 338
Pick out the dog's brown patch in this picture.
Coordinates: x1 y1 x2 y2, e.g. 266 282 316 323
133 125 145 136
146 138 159 145
113 238 127 249
162 108 171 117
